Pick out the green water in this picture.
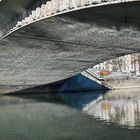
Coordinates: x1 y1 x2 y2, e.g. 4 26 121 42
0 90 140 140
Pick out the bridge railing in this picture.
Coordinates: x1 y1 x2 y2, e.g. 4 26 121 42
1 0 138 39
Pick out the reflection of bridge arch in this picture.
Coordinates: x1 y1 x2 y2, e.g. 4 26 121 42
0 0 140 89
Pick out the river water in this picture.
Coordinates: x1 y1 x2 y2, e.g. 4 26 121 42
0 89 140 140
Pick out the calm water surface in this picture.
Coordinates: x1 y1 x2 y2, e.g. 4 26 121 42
0 89 140 140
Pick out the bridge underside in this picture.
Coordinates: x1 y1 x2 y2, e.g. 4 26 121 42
0 0 38 29
1 2 140 89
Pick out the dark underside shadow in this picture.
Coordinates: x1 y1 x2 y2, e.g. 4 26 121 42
4 74 110 95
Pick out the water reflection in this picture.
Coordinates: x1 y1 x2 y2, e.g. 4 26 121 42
60 89 140 129
1 90 140 139
59 91 106 109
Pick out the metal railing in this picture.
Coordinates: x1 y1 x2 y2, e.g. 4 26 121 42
1 0 138 39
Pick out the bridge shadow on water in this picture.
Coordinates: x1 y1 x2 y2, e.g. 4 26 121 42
3 87 140 130
3 73 140 129
3 89 107 112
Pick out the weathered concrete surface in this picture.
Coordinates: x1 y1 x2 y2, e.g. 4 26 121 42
1 2 140 90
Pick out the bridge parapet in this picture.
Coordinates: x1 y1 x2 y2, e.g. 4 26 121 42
1 0 139 39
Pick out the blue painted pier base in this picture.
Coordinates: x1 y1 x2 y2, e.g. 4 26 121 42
59 74 109 92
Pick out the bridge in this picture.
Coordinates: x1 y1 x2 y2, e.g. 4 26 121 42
0 0 140 92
